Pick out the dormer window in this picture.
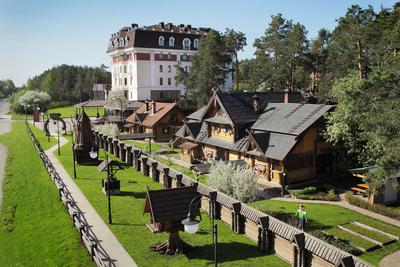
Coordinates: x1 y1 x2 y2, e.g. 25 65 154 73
193 38 199 49
183 38 191 50
159 36 165 46
169 37 175 46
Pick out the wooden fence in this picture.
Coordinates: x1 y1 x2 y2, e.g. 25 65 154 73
26 125 116 267
94 131 372 267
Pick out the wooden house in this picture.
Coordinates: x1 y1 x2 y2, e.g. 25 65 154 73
124 101 187 142
175 90 334 186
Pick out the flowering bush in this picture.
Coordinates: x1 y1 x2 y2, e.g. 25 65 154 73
207 161 259 203
94 123 120 138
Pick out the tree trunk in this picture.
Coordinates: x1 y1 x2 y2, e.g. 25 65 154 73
150 230 190 255
235 53 240 91
357 38 365 80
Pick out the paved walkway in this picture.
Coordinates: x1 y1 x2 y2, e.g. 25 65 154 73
380 249 400 267
45 135 137 267
271 195 400 228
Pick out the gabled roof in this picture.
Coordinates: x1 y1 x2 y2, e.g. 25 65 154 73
199 91 304 125
252 103 332 136
186 106 207 121
247 130 298 161
143 186 198 223
126 102 177 127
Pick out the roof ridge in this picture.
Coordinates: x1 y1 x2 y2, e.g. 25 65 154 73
287 104 326 134
283 103 305 118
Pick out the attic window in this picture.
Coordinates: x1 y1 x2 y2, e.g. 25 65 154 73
159 36 165 46
193 39 199 49
169 37 175 46
183 38 191 50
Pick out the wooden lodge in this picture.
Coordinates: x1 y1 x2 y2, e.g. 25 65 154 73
175 90 334 186
124 101 187 142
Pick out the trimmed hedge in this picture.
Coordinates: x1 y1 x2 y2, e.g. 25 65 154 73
326 227 376 250
293 185 338 201
345 192 400 220
341 223 392 243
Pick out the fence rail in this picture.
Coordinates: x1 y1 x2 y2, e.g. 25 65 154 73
26 125 116 267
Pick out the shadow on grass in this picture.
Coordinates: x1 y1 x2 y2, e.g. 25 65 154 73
185 242 270 263
118 191 147 199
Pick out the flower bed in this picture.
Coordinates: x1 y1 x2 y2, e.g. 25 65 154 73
326 227 377 251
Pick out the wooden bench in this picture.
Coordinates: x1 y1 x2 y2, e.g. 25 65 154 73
351 187 366 194
357 183 369 189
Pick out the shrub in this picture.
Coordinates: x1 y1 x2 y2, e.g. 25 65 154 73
326 227 376 250
345 192 400 220
207 161 260 203
2 204 16 232
311 230 358 254
327 189 337 201
94 123 120 138
302 186 317 194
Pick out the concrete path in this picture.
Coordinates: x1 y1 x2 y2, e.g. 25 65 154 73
271 195 400 228
0 99 11 208
379 250 400 267
44 135 137 267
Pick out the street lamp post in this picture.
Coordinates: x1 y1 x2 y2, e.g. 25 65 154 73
182 194 218 267
65 120 76 179
89 148 112 224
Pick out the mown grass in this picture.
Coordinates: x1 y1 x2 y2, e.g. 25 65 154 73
27 123 57 150
325 228 376 250
53 135 289 267
0 123 94 266
357 218 400 238
341 223 392 244
250 199 400 265
11 105 104 120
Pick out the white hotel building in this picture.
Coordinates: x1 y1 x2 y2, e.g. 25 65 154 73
107 22 232 102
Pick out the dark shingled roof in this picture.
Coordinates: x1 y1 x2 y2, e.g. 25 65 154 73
143 186 198 223
187 106 207 121
252 103 332 135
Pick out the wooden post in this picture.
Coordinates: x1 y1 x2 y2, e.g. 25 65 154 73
151 162 159 182
142 158 149 176
134 150 141 171
175 174 183 188
258 216 270 251
126 145 133 165
163 168 170 188
232 202 242 233
119 142 125 161
108 137 113 153
113 140 119 157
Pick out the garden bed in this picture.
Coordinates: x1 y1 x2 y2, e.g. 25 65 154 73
340 223 393 245
356 219 400 239
292 185 339 201
325 227 378 252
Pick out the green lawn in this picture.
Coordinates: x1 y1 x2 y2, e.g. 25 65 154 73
250 199 400 265
325 228 376 250
0 123 94 266
27 123 57 150
11 105 104 120
341 223 393 244
53 135 288 267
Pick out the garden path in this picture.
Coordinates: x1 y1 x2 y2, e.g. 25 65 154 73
379 250 400 267
44 134 137 267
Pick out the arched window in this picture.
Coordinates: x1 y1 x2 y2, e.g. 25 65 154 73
168 65 171 73
158 36 165 46
183 38 191 50
124 36 129 46
193 38 199 49
159 65 163 73
169 37 175 46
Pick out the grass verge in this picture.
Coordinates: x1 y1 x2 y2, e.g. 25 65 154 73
0 123 94 266
357 218 400 238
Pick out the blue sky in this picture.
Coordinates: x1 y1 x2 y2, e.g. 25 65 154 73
0 0 397 86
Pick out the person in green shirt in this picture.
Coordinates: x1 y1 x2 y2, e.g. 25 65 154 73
295 204 307 231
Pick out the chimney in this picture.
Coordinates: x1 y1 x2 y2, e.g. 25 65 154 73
145 101 150 111
252 95 261 112
151 101 156 115
284 89 289 104
159 22 165 28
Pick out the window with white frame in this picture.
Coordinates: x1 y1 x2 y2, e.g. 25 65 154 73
183 38 191 50
168 65 171 73
160 77 163 85
159 65 163 72
193 38 199 48
168 78 171 85
159 36 165 46
169 37 175 46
